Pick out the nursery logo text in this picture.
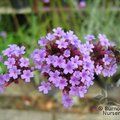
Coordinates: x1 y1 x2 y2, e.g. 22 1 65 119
98 105 120 115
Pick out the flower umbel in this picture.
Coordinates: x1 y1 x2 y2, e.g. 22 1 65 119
0 28 118 108
0 44 34 92
31 27 95 107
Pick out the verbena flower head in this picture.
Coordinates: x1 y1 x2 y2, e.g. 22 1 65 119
31 27 95 108
0 44 34 91
85 34 118 77
0 74 10 93
0 28 118 108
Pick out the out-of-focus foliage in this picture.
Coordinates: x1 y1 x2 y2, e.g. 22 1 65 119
0 0 119 64
0 0 120 52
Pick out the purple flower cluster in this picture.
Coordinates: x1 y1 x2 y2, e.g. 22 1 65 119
0 44 34 92
0 27 118 108
0 74 9 93
31 27 95 107
84 34 118 77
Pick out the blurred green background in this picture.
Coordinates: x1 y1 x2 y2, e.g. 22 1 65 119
0 1 120 119
0 0 120 55
0 0 120 89
0 0 120 85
